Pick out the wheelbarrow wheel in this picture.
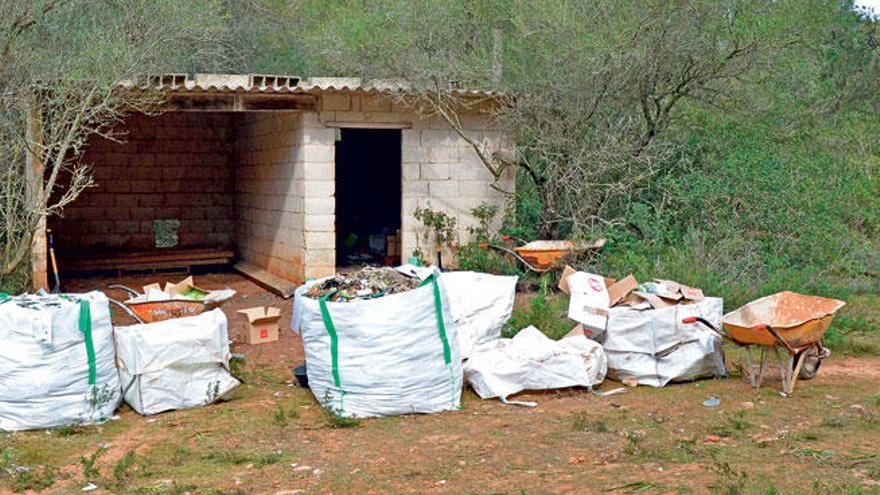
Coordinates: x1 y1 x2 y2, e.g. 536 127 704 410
797 343 830 381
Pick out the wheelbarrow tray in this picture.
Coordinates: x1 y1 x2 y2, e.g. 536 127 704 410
513 240 577 270
721 291 845 348
124 299 215 323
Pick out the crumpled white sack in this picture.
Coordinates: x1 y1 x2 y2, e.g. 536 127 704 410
464 326 607 402
114 309 240 415
439 271 517 360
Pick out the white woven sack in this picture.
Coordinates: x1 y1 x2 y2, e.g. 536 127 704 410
602 297 726 387
464 326 607 403
0 292 120 430
114 309 240 415
295 273 462 418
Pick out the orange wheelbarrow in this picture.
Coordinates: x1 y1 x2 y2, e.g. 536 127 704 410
107 285 216 323
683 291 845 396
480 237 606 273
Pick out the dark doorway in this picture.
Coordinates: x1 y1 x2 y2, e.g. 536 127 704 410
334 128 402 267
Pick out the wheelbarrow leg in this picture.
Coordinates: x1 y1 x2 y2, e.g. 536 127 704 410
773 348 791 396
745 346 758 388
774 347 806 397
786 350 809 396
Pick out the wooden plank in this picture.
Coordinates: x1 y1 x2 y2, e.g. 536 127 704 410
26 100 48 291
66 249 234 263
325 121 412 129
62 248 233 271
234 260 298 298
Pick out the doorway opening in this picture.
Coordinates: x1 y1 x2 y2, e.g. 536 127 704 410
334 128 402 268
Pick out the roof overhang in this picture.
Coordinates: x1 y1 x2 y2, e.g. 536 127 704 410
119 73 501 112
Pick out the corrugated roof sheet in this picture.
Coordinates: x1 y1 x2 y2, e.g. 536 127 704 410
123 74 499 97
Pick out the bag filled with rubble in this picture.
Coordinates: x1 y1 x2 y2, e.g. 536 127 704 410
0 292 120 430
602 298 726 387
114 309 240 415
293 269 462 418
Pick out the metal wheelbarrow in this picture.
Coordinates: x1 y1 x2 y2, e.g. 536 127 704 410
107 285 215 323
683 291 845 396
480 237 606 273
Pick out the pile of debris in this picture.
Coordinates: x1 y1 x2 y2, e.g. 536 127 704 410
304 266 421 302
559 266 726 387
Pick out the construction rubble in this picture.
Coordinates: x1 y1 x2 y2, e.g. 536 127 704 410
0 255 847 428
303 266 421 301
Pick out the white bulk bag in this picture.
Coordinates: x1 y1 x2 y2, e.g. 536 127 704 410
440 271 517 360
464 326 607 403
0 292 120 430
114 309 240 415
295 274 462 418
602 298 726 387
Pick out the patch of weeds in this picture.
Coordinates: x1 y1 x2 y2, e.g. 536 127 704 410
622 430 644 456
251 452 283 468
272 403 290 427
799 432 820 441
729 411 751 432
325 409 361 429
792 447 836 463
572 412 609 433
604 480 659 493
708 455 749 495
54 424 85 437
12 466 56 493
204 450 283 468
133 482 199 495
820 415 846 428
504 276 575 340
113 450 138 484
80 445 107 481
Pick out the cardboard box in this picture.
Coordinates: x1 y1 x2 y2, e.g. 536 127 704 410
162 276 208 298
566 272 611 331
237 306 281 345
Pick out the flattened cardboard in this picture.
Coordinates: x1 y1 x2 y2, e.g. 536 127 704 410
163 276 208 297
558 265 577 294
237 306 281 345
633 292 675 309
607 275 638 307
142 283 162 294
680 284 705 301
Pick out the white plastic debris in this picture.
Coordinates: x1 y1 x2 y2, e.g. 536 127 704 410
463 326 607 405
293 270 462 417
439 271 517 360
114 309 240 415
0 292 120 431
601 298 727 387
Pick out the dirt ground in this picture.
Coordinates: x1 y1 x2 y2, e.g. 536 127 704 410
2 271 879 495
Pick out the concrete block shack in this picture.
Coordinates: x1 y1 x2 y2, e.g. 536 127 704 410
34 74 514 292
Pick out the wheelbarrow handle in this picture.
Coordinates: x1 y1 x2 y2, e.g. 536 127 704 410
681 316 726 340
107 298 145 325
752 324 797 355
479 243 546 273
108 284 139 298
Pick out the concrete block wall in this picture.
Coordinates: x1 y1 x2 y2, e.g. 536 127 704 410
234 113 305 282
315 92 515 266
50 112 234 251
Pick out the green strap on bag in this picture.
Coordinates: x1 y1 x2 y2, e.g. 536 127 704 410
319 291 345 413
78 300 96 385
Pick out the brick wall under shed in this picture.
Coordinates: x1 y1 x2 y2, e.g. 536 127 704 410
51 112 235 251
